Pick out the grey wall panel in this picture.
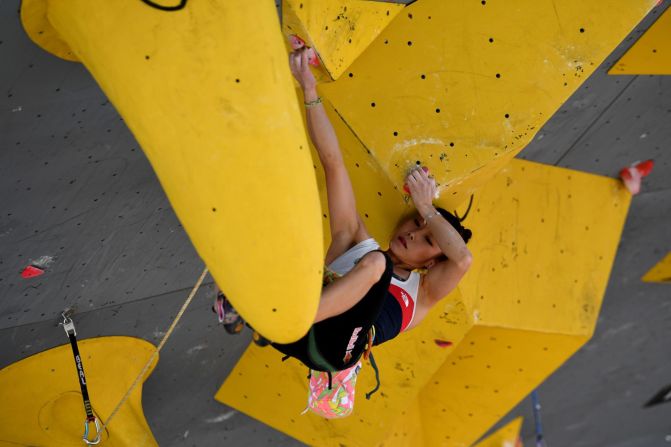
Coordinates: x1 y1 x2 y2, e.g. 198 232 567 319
0 104 206 330
1 12 207 330
556 75 671 193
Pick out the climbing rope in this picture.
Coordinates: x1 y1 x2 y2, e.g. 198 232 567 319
88 266 209 444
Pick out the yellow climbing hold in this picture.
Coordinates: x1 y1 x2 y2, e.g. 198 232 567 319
0 336 158 446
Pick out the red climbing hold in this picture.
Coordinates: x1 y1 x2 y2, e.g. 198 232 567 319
21 265 44 278
434 339 453 348
403 166 430 194
619 159 654 195
289 34 306 50
288 35 319 67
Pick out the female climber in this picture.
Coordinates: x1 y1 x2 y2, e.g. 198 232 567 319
215 47 473 395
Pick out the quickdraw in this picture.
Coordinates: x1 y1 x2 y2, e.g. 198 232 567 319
60 312 102 445
531 390 546 447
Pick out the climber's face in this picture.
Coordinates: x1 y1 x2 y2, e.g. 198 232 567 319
388 215 443 270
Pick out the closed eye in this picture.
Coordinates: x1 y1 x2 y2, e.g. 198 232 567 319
425 236 434 246
414 218 421 228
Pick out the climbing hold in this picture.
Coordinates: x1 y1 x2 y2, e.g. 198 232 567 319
21 265 44 279
288 35 320 67
403 166 430 193
434 339 453 348
289 34 306 50
619 159 654 195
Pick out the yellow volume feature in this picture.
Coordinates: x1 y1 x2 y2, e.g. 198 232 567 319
319 0 657 210
282 0 404 81
20 0 324 343
642 252 671 283
0 337 158 446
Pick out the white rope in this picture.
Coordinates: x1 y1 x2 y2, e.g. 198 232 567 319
94 266 209 442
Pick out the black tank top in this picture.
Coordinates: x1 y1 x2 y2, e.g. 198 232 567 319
372 291 403 346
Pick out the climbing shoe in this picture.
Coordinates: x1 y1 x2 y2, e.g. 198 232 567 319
252 331 270 347
212 291 244 334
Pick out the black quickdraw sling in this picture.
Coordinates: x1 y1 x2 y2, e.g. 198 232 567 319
61 313 102 445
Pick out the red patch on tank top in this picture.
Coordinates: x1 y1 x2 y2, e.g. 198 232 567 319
388 284 415 331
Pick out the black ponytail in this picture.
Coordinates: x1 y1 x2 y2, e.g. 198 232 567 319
435 195 474 243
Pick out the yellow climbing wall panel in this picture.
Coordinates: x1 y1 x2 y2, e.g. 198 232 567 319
217 159 631 446
642 252 671 283
319 0 657 209
419 327 584 446
310 97 408 251
20 0 323 343
609 6 671 75
0 337 158 447
472 417 523 447
459 162 630 335
282 0 404 81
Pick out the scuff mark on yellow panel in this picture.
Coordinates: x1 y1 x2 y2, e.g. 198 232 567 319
420 327 585 447
282 0 404 81
320 0 657 209
472 417 523 447
609 6 671 75
0 337 157 447
460 159 631 335
20 0 323 343
642 252 671 283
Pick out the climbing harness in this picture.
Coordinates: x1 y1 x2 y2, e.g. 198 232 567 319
363 327 381 400
60 312 102 445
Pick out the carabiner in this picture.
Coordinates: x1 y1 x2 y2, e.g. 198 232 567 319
83 417 102 445
60 311 76 336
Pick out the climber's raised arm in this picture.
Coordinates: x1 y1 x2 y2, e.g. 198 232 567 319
289 48 369 262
